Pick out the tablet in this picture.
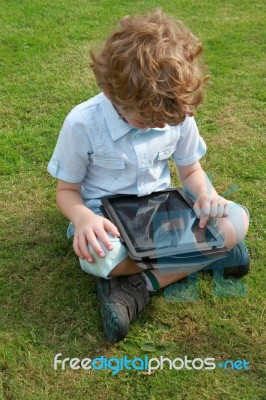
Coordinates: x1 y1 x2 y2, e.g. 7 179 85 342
101 188 227 260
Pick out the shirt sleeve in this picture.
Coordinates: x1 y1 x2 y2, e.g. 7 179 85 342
47 115 93 183
172 116 207 166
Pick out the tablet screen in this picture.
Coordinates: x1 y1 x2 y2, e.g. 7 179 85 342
106 191 217 255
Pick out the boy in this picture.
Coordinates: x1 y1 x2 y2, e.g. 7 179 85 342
47 10 250 343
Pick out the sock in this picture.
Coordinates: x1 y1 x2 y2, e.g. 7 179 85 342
141 270 160 292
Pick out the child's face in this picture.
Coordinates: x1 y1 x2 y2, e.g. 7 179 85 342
124 114 166 130
104 90 166 129
116 106 166 130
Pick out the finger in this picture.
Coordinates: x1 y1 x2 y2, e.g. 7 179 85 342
210 202 218 218
94 224 117 251
215 199 229 218
103 219 120 237
193 198 210 227
216 203 225 218
73 235 93 262
78 237 95 263
96 232 114 251
85 234 106 259
73 235 84 259
223 202 229 217
199 217 209 228
199 201 210 228
193 201 201 219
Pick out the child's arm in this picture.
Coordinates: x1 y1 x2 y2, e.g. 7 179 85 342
56 179 120 263
177 161 229 228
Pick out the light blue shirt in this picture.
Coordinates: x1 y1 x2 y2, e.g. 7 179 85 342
47 92 206 214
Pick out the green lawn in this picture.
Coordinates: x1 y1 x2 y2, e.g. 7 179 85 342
1 0 265 399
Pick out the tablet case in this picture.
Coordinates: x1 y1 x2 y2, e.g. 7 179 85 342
101 188 229 263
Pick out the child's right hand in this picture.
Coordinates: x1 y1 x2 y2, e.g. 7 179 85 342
73 212 120 263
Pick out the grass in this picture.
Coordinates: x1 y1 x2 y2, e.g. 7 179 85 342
0 0 265 399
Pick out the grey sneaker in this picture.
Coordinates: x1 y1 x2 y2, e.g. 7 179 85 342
97 274 150 343
203 242 250 278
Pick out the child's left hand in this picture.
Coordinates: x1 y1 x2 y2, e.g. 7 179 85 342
193 194 229 228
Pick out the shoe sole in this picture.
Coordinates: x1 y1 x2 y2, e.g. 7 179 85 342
97 281 130 343
97 275 150 343
100 302 129 343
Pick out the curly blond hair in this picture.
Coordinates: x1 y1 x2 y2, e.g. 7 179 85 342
90 9 208 125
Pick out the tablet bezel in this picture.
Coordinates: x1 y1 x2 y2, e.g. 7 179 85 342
101 188 227 260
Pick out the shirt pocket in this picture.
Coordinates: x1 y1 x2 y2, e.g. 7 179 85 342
157 144 177 160
91 156 127 182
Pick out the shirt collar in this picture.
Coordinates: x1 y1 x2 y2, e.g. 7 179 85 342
100 93 133 140
100 92 171 140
